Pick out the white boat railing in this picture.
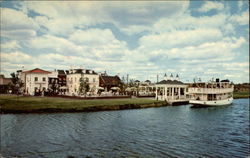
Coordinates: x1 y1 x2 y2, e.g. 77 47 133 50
187 87 234 94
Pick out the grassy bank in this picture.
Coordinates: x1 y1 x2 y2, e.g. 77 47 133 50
233 91 250 99
0 95 166 114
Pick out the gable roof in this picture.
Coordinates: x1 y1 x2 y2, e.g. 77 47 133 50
156 79 184 85
23 68 51 74
100 75 121 86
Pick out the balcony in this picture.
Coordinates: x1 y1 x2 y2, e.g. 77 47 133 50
187 87 234 94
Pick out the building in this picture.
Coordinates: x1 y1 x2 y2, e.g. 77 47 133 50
67 69 99 95
138 80 155 96
99 75 121 91
155 74 188 103
0 74 12 93
21 68 51 95
48 70 59 94
57 70 68 94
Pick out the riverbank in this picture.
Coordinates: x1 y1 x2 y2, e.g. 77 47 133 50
233 91 250 99
0 95 166 114
1 92 249 114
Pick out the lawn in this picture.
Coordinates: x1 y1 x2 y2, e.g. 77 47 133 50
0 95 163 113
233 91 250 99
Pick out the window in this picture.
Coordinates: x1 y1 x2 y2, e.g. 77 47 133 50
43 77 46 81
35 77 38 81
93 78 95 82
86 78 89 82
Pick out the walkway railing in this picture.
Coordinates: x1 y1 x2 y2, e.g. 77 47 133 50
188 88 233 94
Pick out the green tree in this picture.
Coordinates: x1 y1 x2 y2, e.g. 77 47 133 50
50 79 58 94
10 72 24 94
79 77 90 95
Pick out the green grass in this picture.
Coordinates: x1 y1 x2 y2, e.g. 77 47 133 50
0 95 161 112
233 91 250 99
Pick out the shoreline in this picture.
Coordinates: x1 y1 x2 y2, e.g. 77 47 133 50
0 94 249 114
0 95 168 114
1 101 169 114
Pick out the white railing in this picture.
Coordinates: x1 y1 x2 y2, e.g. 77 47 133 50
187 87 233 94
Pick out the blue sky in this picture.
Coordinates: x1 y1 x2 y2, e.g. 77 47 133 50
0 1 249 83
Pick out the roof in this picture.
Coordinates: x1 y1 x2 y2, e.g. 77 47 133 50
69 69 97 74
145 80 151 82
57 70 66 75
23 68 51 74
100 75 121 86
221 79 230 82
156 79 184 85
134 80 140 82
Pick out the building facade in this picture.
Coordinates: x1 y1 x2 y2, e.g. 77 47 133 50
99 75 121 91
0 74 12 93
21 68 51 95
67 69 99 95
155 74 188 102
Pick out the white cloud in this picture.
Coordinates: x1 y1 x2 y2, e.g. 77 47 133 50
1 1 249 83
0 8 38 39
14 1 189 35
2 51 33 64
230 11 249 25
1 41 21 50
27 35 86 56
69 29 119 45
197 1 224 13
152 13 229 35
139 28 223 49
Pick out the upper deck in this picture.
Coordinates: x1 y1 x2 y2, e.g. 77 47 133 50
187 87 234 94
187 80 234 94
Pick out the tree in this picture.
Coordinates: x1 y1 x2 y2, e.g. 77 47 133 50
50 79 58 95
79 77 90 95
10 72 24 94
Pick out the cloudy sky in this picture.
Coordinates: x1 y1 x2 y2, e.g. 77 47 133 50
0 1 249 83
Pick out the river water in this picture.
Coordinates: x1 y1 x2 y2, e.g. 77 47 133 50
0 99 249 158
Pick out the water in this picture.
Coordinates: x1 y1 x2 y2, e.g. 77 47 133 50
1 99 249 158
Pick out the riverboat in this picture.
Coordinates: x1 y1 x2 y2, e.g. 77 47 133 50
188 79 234 107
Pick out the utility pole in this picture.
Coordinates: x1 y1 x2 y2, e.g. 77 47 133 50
157 74 159 83
127 74 129 84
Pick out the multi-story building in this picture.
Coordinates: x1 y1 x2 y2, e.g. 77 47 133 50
0 74 12 93
99 74 121 91
48 70 59 94
67 69 99 95
20 68 51 95
57 70 68 94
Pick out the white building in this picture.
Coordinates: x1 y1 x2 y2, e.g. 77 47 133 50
67 69 99 95
155 74 188 103
21 68 51 95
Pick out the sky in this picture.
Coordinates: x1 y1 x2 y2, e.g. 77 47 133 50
0 0 249 83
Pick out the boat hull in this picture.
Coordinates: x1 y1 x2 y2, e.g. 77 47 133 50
189 97 233 106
